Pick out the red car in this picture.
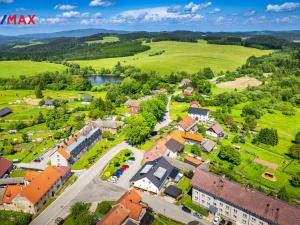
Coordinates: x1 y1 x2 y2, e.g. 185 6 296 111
121 165 129 171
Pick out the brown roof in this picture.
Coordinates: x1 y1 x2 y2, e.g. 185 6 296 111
0 157 13 178
52 166 70 177
191 170 300 225
98 189 144 225
144 139 167 162
98 204 129 225
20 166 61 204
24 171 41 182
2 185 23 203
209 124 223 134
181 132 203 142
184 156 202 166
179 117 197 131
57 148 71 160
169 130 185 144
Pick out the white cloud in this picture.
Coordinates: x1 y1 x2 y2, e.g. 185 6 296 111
266 2 300 12
37 17 63 25
274 15 299 23
16 7 26 11
209 8 221 14
59 11 80 18
94 12 102 18
81 12 90 18
244 10 256 16
55 5 76 10
184 1 212 13
0 0 13 3
80 18 103 25
215 16 225 24
89 0 113 7
109 6 204 24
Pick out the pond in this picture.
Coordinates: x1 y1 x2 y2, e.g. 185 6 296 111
88 75 123 84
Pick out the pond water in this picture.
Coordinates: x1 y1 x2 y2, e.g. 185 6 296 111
88 75 123 84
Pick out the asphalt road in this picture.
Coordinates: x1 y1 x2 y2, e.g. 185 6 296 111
30 141 139 225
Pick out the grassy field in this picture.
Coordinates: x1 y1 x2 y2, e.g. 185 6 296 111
0 61 66 78
73 40 272 74
0 210 31 225
86 36 119 45
13 41 44 48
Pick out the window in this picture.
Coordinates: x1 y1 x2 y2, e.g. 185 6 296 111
207 197 210 200
226 205 229 209
242 220 247 224
259 222 263 225
226 211 229 215
214 202 217 206
233 209 237 213
252 218 256 222
233 215 237 219
195 196 199 201
220 203 223 206
243 213 248 218
202 194 205 197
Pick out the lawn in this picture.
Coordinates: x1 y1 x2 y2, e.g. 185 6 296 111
101 149 133 180
177 177 191 193
180 194 208 216
86 36 119 45
152 214 185 225
94 201 115 217
0 61 66 78
72 40 272 74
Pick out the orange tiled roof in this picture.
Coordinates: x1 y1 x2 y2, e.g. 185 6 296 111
169 130 185 144
97 204 129 225
20 166 61 205
181 132 203 142
184 156 202 166
63 132 81 148
2 185 23 203
116 189 143 221
57 148 71 160
179 116 197 130
24 171 41 182
144 138 167 162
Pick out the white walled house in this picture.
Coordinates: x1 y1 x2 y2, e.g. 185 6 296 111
188 107 209 122
165 138 184 159
191 169 300 225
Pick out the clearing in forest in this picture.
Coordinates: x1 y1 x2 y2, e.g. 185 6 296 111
217 77 262 89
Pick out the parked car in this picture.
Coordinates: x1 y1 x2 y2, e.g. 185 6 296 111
34 158 41 162
182 205 192 214
213 216 220 225
193 212 203 219
129 157 135 161
55 217 64 225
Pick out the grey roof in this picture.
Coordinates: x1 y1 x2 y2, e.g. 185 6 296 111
84 95 93 99
130 157 175 190
165 138 184 153
188 107 209 116
66 136 86 153
44 99 53 106
169 168 180 179
164 185 182 198
0 107 12 117
0 178 24 186
201 139 216 152
97 120 123 129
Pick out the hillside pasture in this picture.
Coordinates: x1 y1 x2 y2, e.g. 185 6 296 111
72 40 272 74
85 36 119 45
0 61 66 78
216 77 262 89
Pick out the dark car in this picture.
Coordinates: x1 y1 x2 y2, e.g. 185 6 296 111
55 217 64 225
182 205 192 213
193 212 203 219
129 157 135 161
34 158 41 162
219 219 226 225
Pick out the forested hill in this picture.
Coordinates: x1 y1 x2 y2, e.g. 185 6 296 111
0 30 298 61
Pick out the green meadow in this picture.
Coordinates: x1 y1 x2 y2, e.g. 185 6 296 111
73 40 272 74
85 36 120 45
0 61 66 78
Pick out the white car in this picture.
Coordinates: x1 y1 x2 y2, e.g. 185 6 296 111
213 216 220 225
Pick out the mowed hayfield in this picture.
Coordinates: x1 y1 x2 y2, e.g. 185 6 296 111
0 61 66 78
72 40 272 74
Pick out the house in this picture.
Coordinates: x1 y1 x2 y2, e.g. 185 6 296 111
144 139 168 162
190 101 200 108
93 119 124 135
178 116 198 133
180 79 191 87
183 87 193 96
188 107 209 122
2 166 70 214
201 139 216 153
164 185 182 200
42 99 54 108
181 132 203 145
0 157 13 178
165 138 184 158
98 189 147 225
150 88 167 95
191 169 300 225
0 107 12 118
83 95 94 102
50 127 101 167
127 106 139 115
184 156 203 167
130 157 176 194
206 124 224 138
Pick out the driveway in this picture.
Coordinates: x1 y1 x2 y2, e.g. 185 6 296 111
30 141 139 225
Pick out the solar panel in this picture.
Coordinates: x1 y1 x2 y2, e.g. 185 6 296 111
154 167 167 180
140 164 153 174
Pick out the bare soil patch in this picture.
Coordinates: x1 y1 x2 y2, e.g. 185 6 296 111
253 158 278 170
217 77 262 89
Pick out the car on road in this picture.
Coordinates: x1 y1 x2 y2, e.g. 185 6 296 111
181 205 192 213
129 157 135 161
193 212 203 219
34 158 41 162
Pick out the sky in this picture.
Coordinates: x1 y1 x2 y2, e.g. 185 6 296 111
0 0 300 35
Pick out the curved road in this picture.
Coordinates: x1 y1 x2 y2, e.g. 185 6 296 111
30 141 141 225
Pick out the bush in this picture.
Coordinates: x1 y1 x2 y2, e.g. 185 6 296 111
95 201 114 216
218 145 241 165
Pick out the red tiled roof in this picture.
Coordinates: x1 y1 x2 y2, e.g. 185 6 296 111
0 157 13 178
129 106 138 114
184 156 202 166
20 166 61 205
24 171 41 182
57 148 71 160
52 166 71 177
2 185 23 203
191 170 300 225
97 204 129 225
181 132 203 142
144 139 167 162
179 117 197 131
181 79 191 84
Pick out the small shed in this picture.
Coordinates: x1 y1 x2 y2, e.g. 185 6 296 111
0 107 12 118
164 185 182 199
